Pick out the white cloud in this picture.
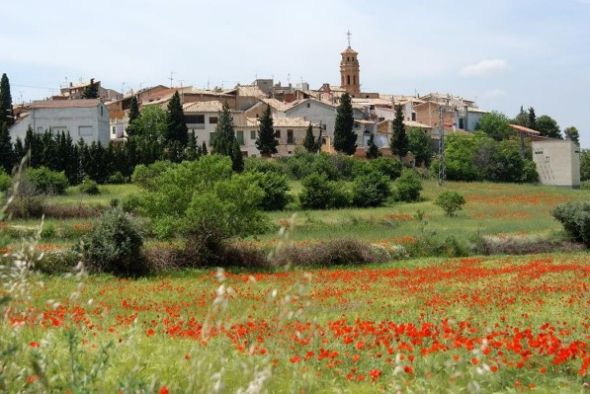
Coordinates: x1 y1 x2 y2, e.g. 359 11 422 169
460 59 508 77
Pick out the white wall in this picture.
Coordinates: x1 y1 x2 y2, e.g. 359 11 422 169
283 101 336 138
10 104 110 145
532 140 580 187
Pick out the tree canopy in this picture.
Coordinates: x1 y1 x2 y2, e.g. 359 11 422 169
476 111 513 141
255 105 278 156
390 104 408 159
536 115 562 139
333 93 357 155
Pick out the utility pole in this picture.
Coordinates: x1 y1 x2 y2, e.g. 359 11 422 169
438 105 446 186
168 71 175 89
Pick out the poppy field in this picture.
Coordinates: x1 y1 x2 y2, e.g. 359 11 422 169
2 253 590 392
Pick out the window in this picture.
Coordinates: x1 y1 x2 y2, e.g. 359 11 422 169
347 75 351 85
458 118 465 129
353 76 356 85
412 113 417 121
78 126 93 137
287 130 294 144
275 129 281 139
307 102 311 108
209 116 218 124
51 126 67 134
250 130 256 139
236 130 244 145
185 115 205 124
112 126 116 135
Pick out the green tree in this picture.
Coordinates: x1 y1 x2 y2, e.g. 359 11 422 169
581 150 590 181
390 104 408 160
201 141 208 155
527 107 537 130
231 139 244 172
0 73 14 126
0 122 15 173
435 191 466 217
564 126 579 145
211 103 236 156
536 115 561 139
126 96 141 137
513 106 528 127
82 78 99 99
407 127 432 166
303 123 317 153
165 91 188 157
476 111 512 141
255 105 278 157
185 132 199 161
333 93 357 155
365 133 380 159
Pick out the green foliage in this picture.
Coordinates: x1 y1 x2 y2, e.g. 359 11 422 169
512 106 528 127
333 93 357 155
407 128 432 166
564 126 579 144
132 161 175 190
231 139 244 172
394 170 422 202
536 115 561 139
138 155 268 239
303 123 317 153
369 157 403 180
581 150 590 181
0 73 14 126
553 202 590 246
211 104 236 156
255 105 278 156
476 111 512 141
79 179 100 195
299 173 350 209
164 91 188 161
24 167 69 195
434 191 466 217
249 171 290 211
81 78 99 99
0 169 10 192
365 133 381 159
0 122 15 173
79 208 145 276
107 171 127 184
352 170 391 207
128 96 140 124
390 104 408 159
244 157 287 175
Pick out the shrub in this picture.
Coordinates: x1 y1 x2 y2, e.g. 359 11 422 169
249 171 291 211
352 170 391 207
553 202 590 246
79 179 100 195
434 191 466 217
299 173 350 210
42 203 104 219
5 196 45 219
369 157 402 180
24 167 68 195
394 170 422 202
0 169 10 192
78 208 146 276
132 160 175 190
244 157 287 175
107 171 127 184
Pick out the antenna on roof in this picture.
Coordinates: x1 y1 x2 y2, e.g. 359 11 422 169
168 71 175 89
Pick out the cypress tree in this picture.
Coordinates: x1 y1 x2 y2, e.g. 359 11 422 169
231 139 244 172
527 107 537 130
333 93 357 155
211 104 236 156
366 133 381 159
13 137 25 164
255 105 278 157
513 106 528 127
303 123 316 153
0 73 14 126
126 96 141 137
24 126 42 167
0 122 15 173
82 78 99 99
390 104 408 160
185 132 199 161
201 141 208 155
165 91 188 145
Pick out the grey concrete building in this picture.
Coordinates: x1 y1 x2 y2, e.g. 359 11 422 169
532 140 580 187
10 99 110 145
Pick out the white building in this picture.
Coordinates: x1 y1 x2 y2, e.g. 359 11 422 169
532 140 580 187
9 99 110 145
280 98 337 138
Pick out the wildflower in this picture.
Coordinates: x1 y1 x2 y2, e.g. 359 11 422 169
29 341 40 348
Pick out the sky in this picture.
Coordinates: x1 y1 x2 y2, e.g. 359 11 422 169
1 0 589 146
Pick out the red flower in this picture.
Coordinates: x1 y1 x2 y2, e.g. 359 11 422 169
29 341 40 348
369 369 382 381
290 355 301 363
159 386 169 394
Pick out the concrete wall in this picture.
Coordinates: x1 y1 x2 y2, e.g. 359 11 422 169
10 104 110 145
532 140 580 187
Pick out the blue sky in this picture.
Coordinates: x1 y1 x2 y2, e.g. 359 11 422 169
1 0 589 146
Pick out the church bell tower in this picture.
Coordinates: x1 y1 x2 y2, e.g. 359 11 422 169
340 30 360 97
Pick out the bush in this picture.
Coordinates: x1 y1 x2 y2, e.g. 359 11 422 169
79 179 100 195
132 161 175 190
369 157 402 180
5 196 45 219
24 167 69 195
107 171 127 184
352 170 391 207
249 171 291 211
394 170 422 202
0 169 10 192
244 157 287 175
553 202 590 246
78 208 146 276
434 191 466 217
299 173 350 210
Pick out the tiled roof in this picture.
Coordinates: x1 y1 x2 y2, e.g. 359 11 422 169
183 101 225 113
31 99 102 109
509 124 540 136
